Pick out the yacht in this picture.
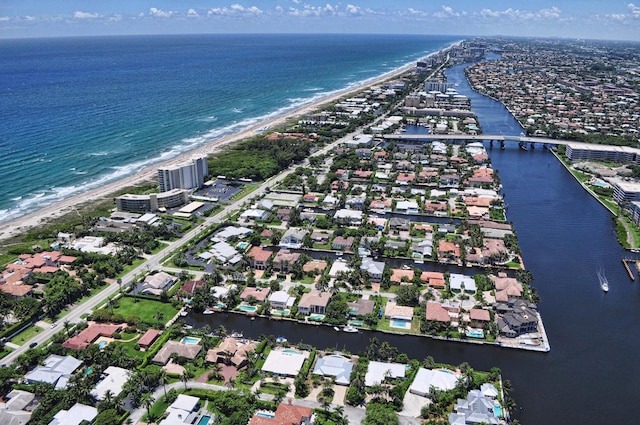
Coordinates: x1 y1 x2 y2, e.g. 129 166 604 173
343 325 359 333
597 269 609 292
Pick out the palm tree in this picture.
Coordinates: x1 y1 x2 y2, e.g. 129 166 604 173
140 392 155 421
333 405 348 425
181 368 194 390
159 370 168 398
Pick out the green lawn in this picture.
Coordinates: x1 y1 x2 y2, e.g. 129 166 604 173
112 297 180 324
10 325 43 345
230 183 260 201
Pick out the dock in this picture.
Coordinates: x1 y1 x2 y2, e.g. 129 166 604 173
622 259 635 281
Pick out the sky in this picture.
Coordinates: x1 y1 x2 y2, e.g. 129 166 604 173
1 1 639 41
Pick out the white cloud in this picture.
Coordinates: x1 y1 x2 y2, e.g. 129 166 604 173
208 4 263 16
433 5 459 18
478 7 563 21
0 16 10 22
346 4 361 16
149 7 174 18
629 3 640 18
73 11 100 19
406 8 429 18
187 8 199 17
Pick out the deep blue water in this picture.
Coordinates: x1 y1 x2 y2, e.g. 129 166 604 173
0 33 459 222
186 62 640 424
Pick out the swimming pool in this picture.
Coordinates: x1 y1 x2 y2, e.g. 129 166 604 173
436 368 455 375
256 412 275 419
308 314 325 321
349 320 363 326
466 329 485 338
282 348 301 355
97 341 107 349
493 404 503 418
238 305 258 313
197 416 211 425
271 308 291 316
181 336 202 345
236 241 249 250
390 319 411 329
593 179 610 188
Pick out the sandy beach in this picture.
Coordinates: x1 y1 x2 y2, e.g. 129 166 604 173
0 48 446 245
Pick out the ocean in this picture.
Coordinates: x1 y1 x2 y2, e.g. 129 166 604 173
0 33 459 223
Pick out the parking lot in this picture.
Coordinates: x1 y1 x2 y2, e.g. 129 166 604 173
193 179 244 202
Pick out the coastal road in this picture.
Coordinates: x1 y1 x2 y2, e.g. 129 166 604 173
2 127 361 366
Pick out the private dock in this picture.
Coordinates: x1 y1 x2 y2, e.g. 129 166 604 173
622 259 635 281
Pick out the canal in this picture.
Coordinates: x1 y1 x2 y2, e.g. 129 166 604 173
185 61 640 424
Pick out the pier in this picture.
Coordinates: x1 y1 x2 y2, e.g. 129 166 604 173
622 259 636 280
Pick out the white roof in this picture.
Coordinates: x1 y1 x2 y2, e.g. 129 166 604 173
269 290 295 306
361 257 385 275
214 226 252 241
329 260 352 277
160 394 201 425
312 355 353 385
481 382 499 398
449 273 477 292
334 209 363 219
410 368 459 396
49 404 97 425
240 209 269 219
365 361 406 386
25 355 81 387
396 200 419 210
171 394 200 412
91 366 129 400
43 355 82 375
262 349 307 376
211 241 239 261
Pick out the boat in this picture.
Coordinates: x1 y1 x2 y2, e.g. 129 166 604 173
597 268 609 292
230 331 244 338
343 325 359 333
202 309 213 315
631 248 640 254
333 326 340 332
276 336 287 343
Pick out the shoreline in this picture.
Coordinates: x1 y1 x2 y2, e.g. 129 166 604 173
0 42 458 246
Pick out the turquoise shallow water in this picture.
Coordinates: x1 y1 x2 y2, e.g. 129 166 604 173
0 33 459 222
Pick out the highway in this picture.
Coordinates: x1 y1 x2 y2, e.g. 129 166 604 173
2 128 358 366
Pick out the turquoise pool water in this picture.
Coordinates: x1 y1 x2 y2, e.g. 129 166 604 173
97 341 107 349
308 313 324 321
466 329 485 338
282 349 300 354
271 308 290 316
84 367 93 376
436 368 455 375
237 241 249 250
181 336 202 345
238 305 258 312
197 415 211 425
349 320 363 326
256 412 275 418
493 404 502 418
390 319 411 329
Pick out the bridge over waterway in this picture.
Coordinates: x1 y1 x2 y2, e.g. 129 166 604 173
382 133 583 148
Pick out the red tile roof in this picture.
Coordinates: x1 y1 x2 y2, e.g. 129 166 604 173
138 329 161 347
426 302 451 323
249 403 313 425
248 246 273 263
62 323 123 350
